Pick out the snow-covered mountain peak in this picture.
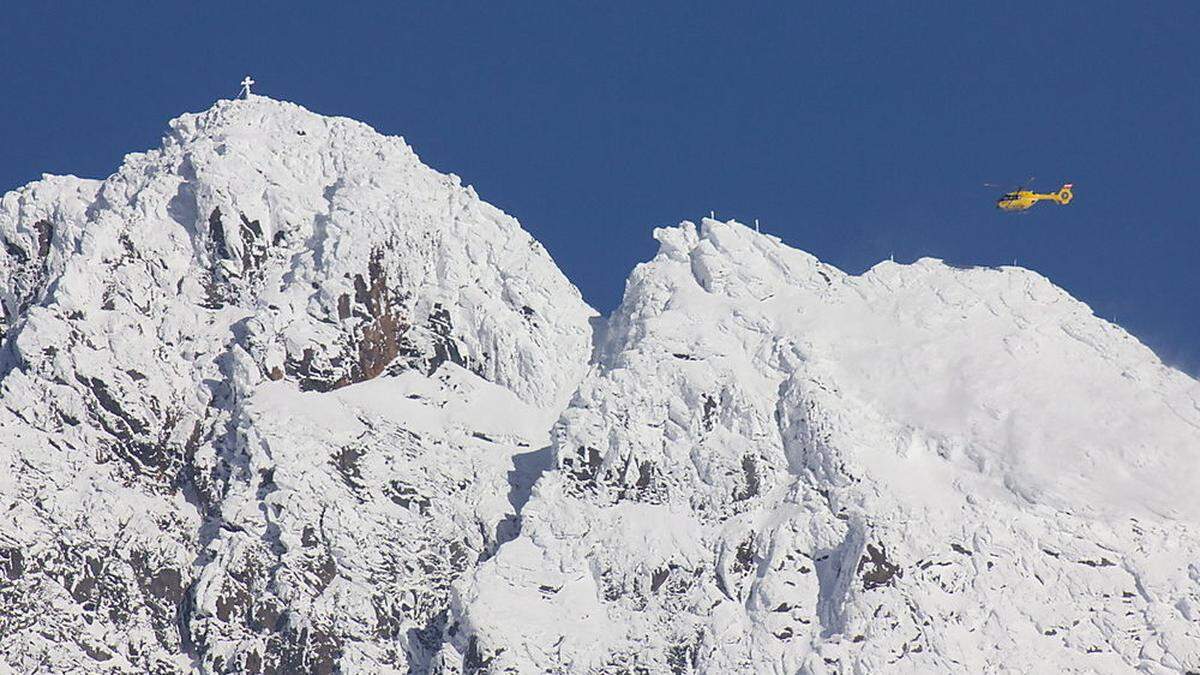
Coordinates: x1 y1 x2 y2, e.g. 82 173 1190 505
453 218 1200 673
162 95 415 171
0 96 595 671
628 219 1199 520
1 98 1197 673
5 94 594 409
169 95 370 136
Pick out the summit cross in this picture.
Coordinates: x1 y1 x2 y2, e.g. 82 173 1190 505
240 76 255 98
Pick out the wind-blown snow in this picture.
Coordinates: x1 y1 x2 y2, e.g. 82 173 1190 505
0 98 1197 674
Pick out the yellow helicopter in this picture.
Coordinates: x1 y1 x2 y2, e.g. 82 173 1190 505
991 180 1074 212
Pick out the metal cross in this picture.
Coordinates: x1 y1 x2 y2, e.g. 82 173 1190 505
240 76 255 98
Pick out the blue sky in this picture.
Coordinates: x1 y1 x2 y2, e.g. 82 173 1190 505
3 3 1198 372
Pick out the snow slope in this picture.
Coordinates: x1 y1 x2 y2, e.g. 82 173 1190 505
0 97 1197 674
451 219 1200 673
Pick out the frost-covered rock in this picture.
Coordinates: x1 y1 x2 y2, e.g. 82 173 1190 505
451 219 1200 674
0 96 592 672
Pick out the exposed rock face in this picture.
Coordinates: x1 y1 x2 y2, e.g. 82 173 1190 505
1 100 1197 674
449 220 1200 674
0 96 593 672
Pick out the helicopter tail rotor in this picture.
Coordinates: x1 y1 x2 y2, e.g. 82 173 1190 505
1056 183 1074 205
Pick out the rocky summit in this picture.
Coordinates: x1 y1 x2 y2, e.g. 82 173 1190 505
0 97 1197 673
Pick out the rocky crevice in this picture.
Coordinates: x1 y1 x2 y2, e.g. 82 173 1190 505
204 207 270 309
0 219 55 338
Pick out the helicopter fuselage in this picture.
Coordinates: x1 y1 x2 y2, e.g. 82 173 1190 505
997 184 1074 212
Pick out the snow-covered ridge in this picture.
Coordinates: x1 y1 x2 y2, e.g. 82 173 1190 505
0 98 1197 673
596 219 1199 520
452 219 1200 673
